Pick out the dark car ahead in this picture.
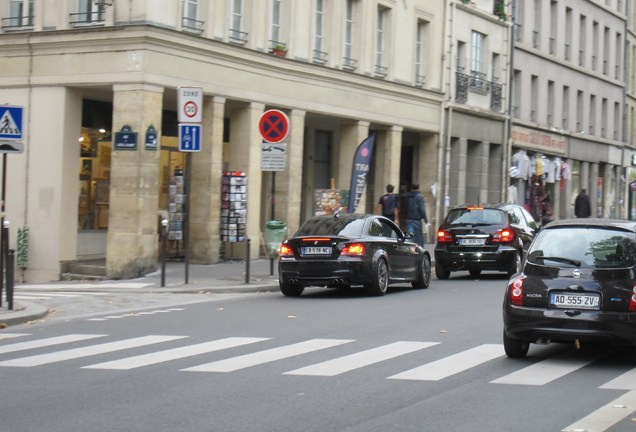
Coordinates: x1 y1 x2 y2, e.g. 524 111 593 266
502 218 636 358
278 213 431 297
434 204 539 279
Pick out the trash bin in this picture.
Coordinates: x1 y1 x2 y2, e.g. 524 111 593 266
264 220 287 257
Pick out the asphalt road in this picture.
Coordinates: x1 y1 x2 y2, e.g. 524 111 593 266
1 273 635 432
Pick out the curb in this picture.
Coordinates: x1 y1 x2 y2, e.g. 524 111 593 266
0 301 50 328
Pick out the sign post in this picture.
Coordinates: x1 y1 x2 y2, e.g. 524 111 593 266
259 110 290 275
0 104 25 307
176 86 203 285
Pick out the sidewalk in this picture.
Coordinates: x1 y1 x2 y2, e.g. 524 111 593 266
0 243 436 327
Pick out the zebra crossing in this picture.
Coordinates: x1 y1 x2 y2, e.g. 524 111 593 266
1 333 634 432
0 332 633 387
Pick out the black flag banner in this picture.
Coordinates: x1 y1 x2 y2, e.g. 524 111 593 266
347 134 376 213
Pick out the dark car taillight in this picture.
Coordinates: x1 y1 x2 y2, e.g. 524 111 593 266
437 230 453 243
279 243 294 257
630 284 636 312
509 277 524 305
341 243 365 256
492 227 516 244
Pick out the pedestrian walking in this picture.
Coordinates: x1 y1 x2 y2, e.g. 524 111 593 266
377 184 399 222
574 188 592 218
405 183 428 246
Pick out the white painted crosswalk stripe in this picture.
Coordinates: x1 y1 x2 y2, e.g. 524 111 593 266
600 367 636 390
284 341 438 377
0 335 186 367
388 344 503 381
182 339 353 373
562 390 636 432
83 337 270 370
0 334 105 355
490 350 605 386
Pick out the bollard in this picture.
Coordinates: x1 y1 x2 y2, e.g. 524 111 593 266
7 249 14 310
245 238 251 284
160 218 168 288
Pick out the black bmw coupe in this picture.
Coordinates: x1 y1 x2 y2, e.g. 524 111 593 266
278 213 432 297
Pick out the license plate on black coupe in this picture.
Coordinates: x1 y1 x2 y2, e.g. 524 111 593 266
459 238 486 246
549 293 600 310
301 246 332 256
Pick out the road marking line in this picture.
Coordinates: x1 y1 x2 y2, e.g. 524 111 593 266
0 335 186 367
388 344 503 381
491 350 604 385
562 390 636 432
0 334 105 354
283 341 438 377
182 339 353 373
600 367 636 390
18 283 152 290
83 337 270 370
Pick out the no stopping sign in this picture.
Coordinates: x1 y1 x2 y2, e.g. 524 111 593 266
259 110 289 143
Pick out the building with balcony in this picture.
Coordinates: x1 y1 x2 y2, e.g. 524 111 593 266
508 0 628 222
438 0 511 220
0 0 447 281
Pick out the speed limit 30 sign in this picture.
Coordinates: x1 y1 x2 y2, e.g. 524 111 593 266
177 86 203 123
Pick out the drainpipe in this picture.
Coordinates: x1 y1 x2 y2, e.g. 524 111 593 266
620 3 628 219
502 0 516 204
440 0 457 225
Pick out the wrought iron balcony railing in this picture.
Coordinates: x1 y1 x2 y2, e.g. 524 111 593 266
182 16 204 33
469 70 490 95
1 15 34 30
69 12 105 26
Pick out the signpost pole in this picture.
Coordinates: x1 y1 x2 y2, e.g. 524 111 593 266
184 152 191 285
270 172 276 275
0 154 5 306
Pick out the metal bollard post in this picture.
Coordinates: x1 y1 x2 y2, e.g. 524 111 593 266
245 238 251 284
161 218 168 288
7 249 14 311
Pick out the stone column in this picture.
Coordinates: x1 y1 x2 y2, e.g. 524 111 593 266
590 162 599 217
278 109 306 236
456 137 468 205
228 102 264 259
372 127 402 218
603 164 613 218
339 121 370 212
107 84 163 279
478 141 490 204
190 96 225 263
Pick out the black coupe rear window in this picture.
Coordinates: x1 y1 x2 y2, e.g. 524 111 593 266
296 217 365 237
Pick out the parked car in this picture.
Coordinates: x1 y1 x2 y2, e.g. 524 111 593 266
502 218 636 358
278 213 432 297
434 204 539 279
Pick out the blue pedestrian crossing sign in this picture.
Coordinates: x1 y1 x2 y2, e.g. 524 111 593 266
0 105 24 141
179 123 201 152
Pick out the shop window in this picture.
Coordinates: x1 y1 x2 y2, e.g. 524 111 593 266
78 127 111 231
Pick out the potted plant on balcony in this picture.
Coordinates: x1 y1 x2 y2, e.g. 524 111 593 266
272 43 287 57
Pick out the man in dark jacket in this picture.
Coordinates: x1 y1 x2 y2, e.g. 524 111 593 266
377 184 399 222
405 184 428 246
574 188 592 218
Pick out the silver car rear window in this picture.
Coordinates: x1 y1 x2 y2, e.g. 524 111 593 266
527 227 636 268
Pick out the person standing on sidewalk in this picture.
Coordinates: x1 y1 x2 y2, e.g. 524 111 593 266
405 184 428 246
574 188 592 218
376 184 399 222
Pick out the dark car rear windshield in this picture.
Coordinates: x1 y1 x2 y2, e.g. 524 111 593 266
296 217 365 237
526 227 636 268
444 208 506 226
